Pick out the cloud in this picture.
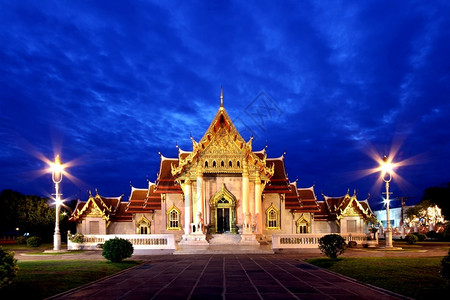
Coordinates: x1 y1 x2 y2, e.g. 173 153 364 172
1 1 449 207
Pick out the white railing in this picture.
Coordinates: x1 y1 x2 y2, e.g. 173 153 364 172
272 233 368 250
68 234 176 251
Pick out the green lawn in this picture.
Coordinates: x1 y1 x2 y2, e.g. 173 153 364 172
0 260 140 299
306 257 450 299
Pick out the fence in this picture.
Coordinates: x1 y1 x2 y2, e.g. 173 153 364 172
272 233 368 250
67 234 176 252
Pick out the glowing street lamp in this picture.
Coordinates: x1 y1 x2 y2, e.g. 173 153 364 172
381 155 393 248
51 155 64 251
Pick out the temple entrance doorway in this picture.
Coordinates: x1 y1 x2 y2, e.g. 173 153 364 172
209 184 238 234
216 202 230 233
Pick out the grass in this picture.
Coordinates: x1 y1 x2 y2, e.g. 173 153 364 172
0 260 140 299
306 257 450 299
1 243 59 251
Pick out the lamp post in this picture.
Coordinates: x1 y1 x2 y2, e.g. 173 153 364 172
51 155 63 251
381 155 393 248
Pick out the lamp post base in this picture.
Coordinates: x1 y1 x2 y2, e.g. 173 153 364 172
384 228 393 248
53 233 61 251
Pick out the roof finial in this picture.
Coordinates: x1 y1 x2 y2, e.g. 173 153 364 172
220 85 223 107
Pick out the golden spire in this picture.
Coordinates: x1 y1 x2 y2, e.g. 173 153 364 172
220 85 223 107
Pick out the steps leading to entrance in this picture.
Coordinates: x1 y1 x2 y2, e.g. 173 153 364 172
208 233 241 245
174 244 274 254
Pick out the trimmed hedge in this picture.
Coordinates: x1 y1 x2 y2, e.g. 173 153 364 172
413 232 427 241
26 236 42 247
405 234 419 244
318 234 346 259
15 236 27 245
102 238 134 263
0 247 19 289
348 241 357 248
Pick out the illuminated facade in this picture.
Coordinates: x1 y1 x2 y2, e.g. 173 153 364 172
70 91 374 245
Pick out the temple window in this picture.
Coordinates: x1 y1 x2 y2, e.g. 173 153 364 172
205 161 208 168
167 205 181 230
221 160 224 167
136 216 151 234
229 161 232 167
266 204 279 229
139 225 149 234
213 160 217 168
237 161 241 168
296 217 309 234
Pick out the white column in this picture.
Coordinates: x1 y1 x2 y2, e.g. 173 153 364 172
254 173 262 234
162 194 167 232
184 179 191 235
196 165 204 233
242 161 250 232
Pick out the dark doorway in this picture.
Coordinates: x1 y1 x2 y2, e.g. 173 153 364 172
217 207 230 233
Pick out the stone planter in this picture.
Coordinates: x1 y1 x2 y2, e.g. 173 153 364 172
71 243 82 250
363 240 378 248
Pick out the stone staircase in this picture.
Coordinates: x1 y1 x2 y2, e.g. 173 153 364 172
208 233 241 245
174 233 274 254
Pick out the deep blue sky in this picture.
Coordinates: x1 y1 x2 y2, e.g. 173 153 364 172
1 1 449 211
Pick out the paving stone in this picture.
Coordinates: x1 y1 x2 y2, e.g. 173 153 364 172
48 254 406 300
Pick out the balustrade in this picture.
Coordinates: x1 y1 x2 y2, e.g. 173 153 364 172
67 234 175 251
273 233 368 250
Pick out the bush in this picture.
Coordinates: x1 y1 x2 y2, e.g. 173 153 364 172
318 234 346 259
426 230 439 240
442 249 450 279
0 247 19 289
26 236 42 247
102 238 133 262
443 223 450 241
69 233 84 243
405 234 419 244
348 241 357 248
413 232 427 241
15 236 27 244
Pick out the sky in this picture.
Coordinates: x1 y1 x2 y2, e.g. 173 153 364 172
1 1 449 211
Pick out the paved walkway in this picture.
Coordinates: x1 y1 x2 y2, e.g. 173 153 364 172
48 254 408 300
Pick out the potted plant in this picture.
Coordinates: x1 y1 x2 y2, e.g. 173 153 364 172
68 232 84 250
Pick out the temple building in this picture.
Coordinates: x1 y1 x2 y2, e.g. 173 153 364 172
70 90 374 247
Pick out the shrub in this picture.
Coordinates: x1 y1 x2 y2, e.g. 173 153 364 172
318 234 346 259
0 247 19 289
426 230 439 240
102 238 134 262
69 233 84 243
15 236 27 244
348 241 357 248
405 234 419 244
443 223 450 241
441 249 450 279
413 232 427 241
26 236 42 247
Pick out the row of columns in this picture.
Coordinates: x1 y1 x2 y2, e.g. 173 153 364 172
182 162 264 236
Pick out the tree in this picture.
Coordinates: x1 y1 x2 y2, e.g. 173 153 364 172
404 199 445 227
0 190 76 242
422 183 450 220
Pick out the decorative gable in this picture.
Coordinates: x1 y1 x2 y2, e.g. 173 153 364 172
171 93 274 180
